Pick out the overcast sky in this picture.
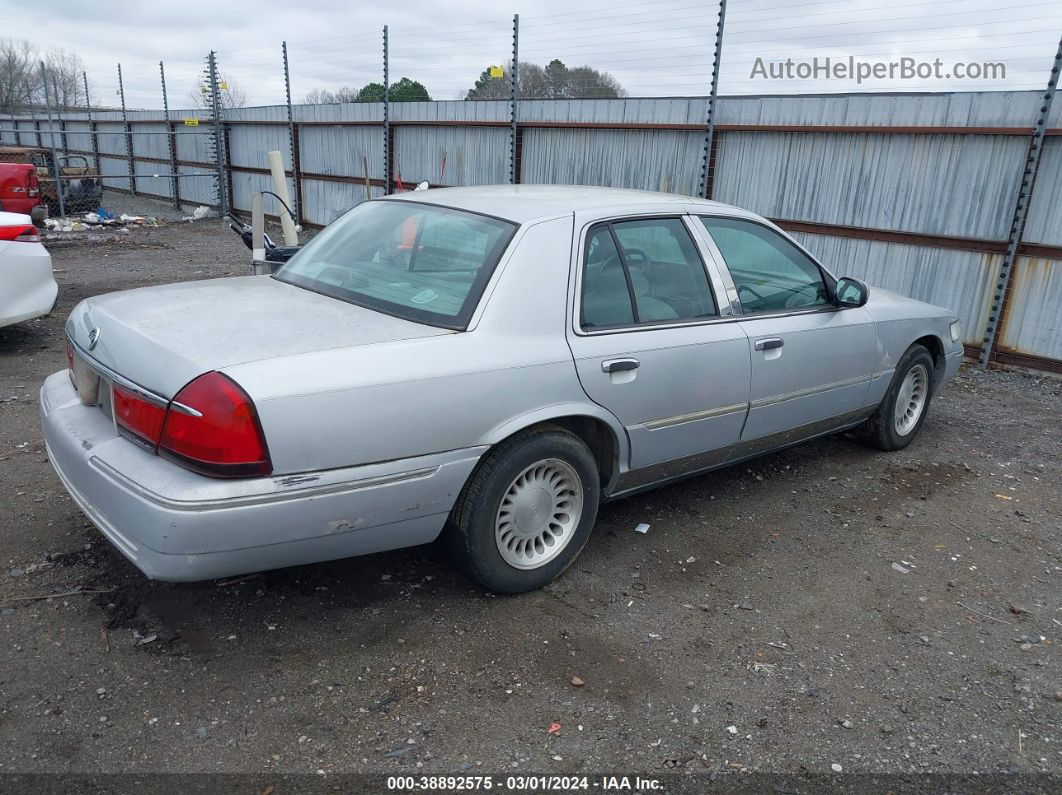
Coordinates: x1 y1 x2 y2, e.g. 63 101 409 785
7 0 1061 109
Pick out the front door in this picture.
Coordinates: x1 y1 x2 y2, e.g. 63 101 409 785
696 216 877 441
566 215 751 473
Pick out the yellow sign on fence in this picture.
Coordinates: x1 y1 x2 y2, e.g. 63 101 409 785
183 118 199 126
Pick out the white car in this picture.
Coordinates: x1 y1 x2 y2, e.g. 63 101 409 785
0 211 58 329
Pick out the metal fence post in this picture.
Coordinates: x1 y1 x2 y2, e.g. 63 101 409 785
282 41 301 223
978 33 1062 368
159 61 180 209
117 63 137 195
207 51 228 215
507 15 520 184
699 0 727 199
383 25 391 195
510 14 520 185
39 62 66 220
83 71 101 177
52 76 68 153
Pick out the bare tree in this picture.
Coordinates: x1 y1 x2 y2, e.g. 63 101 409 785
303 88 332 104
302 86 360 104
0 38 92 113
0 38 41 114
190 72 247 110
43 46 88 108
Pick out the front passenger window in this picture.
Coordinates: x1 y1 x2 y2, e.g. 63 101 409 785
699 217 831 313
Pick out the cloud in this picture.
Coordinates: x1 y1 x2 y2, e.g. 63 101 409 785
8 0 1060 108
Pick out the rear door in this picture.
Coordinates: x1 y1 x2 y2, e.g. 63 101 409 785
566 214 750 473
695 216 876 441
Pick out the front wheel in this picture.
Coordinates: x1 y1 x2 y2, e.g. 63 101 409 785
444 427 600 593
859 344 935 451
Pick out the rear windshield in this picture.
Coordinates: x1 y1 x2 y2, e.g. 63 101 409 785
274 200 517 330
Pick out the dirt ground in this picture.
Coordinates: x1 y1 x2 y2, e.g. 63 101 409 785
0 193 1059 790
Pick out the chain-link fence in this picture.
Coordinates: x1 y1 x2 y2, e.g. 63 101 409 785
0 2 1060 373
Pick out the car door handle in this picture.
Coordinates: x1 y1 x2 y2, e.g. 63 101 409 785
602 357 640 373
754 337 784 351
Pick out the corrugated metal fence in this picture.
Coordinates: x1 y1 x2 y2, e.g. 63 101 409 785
2 91 1059 373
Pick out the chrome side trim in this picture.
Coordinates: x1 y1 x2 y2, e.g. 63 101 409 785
68 337 170 408
643 402 749 431
575 305 845 337
90 457 441 512
609 407 872 499
749 375 869 409
169 401 203 417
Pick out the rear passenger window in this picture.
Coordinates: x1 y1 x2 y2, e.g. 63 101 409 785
580 218 717 329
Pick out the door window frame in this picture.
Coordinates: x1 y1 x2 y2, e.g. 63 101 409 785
693 214 842 320
571 213 736 337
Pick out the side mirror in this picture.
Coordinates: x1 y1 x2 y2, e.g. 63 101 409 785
835 276 869 308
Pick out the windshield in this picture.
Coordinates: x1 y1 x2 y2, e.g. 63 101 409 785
274 200 517 329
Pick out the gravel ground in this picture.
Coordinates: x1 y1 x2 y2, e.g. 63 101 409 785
0 193 1059 790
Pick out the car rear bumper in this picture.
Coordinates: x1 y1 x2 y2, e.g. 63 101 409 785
41 371 485 581
0 240 57 328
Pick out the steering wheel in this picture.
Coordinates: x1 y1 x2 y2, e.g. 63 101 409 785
783 283 822 309
587 250 621 276
737 283 764 307
623 248 649 269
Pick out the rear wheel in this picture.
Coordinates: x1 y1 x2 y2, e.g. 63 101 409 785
444 427 600 593
859 344 935 451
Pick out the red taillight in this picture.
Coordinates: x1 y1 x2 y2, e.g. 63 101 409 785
65 340 74 371
113 385 167 448
0 224 40 243
158 372 271 478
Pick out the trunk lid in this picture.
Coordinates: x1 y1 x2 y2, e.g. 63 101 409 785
67 275 451 397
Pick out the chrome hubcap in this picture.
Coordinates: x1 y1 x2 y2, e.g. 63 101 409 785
894 363 929 436
495 459 583 570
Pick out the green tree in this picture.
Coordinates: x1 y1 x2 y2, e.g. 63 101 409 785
544 59 568 97
465 67 502 100
354 82 385 102
464 59 625 99
389 77 431 101
303 79 430 104
355 78 430 102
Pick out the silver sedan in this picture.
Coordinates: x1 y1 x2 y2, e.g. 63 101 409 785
41 186 963 592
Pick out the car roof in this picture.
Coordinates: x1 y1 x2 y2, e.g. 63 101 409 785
382 184 745 224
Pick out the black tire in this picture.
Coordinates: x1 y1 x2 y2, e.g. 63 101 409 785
859 344 936 451
444 426 600 593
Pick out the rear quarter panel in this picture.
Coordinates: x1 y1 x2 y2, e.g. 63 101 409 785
224 215 628 475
